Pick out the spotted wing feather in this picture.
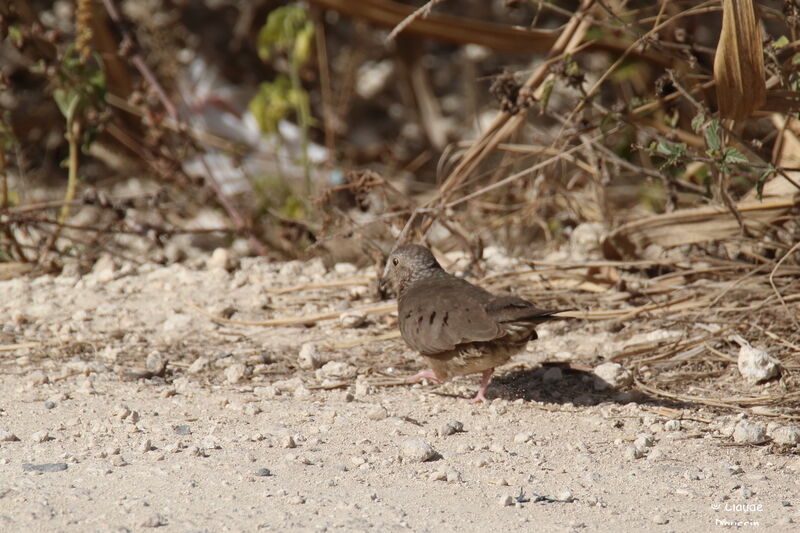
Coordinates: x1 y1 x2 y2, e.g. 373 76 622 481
398 277 502 355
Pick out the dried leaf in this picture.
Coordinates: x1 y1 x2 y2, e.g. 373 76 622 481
713 0 766 120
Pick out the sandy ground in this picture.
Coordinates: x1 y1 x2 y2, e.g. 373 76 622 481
1 251 799 532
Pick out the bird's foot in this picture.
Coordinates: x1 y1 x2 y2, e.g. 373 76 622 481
405 369 442 385
469 369 495 403
469 390 487 404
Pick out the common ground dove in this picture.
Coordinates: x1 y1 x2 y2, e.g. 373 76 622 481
381 244 560 402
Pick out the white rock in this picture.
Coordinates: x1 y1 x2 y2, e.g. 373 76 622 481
624 445 644 460
30 430 50 443
446 469 463 483
315 361 357 380
0 430 20 442
224 363 248 384
339 311 367 328
145 351 167 375
499 494 514 507
334 262 357 275
207 247 233 271
400 439 437 462
593 363 633 390
664 420 681 432
514 432 534 444
737 339 781 384
733 420 769 444
771 426 800 445
297 343 322 370
634 433 655 449
25 370 49 387
91 254 116 282
429 469 447 481
652 514 669 525
366 405 388 421
187 356 210 374
439 420 463 436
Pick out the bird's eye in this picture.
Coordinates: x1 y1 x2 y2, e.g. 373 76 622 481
392 257 399 266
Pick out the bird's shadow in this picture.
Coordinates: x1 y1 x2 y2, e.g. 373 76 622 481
438 362 686 410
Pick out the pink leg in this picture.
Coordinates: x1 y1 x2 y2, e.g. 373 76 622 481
406 369 442 384
469 369 495 403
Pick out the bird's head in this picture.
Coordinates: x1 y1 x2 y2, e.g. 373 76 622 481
380 244 443 297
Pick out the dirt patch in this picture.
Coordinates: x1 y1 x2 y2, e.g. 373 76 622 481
1 252 798 532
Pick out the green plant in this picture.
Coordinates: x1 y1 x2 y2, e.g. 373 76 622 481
250 4 316 202
52 46 106 224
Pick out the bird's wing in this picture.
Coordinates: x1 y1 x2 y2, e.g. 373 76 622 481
398 278 502 355
484 295 559 324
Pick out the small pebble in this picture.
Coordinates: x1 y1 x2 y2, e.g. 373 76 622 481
297 343 322 370
287 495 306 505
514 432 534 444
439 420 464 436
446 469 463 483
173 425 192 435
733 420 769 445
339 311 367 328
772 426 800 445
187 357 210 374
145 351 167 375
400 439 437 462
30 430 50 443
282 436 297 449
664 420 681 432
652 514 668 525
224 363 248 384
593 363 633 390
22 463 68 473
140 514 166 528
634 433 655 449
499 494 514 507
624 445 644 460
429 469 448 481
316 361 357 380
254 468 271 477
44 401 56 410
366 405 388 421
0 430 20 442
737 339 780 384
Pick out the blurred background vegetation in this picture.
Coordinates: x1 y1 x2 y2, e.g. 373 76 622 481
1 0 799 273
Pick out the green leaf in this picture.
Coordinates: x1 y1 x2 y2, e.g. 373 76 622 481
656 141 687 168
248 77 293 134
8 25 24 47
705 119 721 152
539 77 555 113
257 5 312 63
721 147 748 165
691 112 705 133
53 88 80 123
773 35 790 49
